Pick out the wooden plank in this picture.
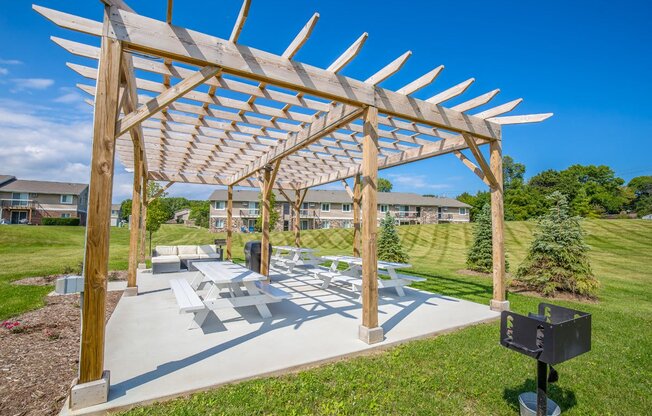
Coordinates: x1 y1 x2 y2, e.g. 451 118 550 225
474 98 522 119
127 138 142 289
451 89 500 112
490 139 506 304
33 5 103 36
139 177 147 263
166 0 173 23
361 106 379 330
115 65 220 136
230 103 365 184
453 150 491 187
260 165 273 278
327 32 368 72
100 0 135 13
353 173 361 257
461 133 499 190
229 0 251 43
341 179 354 199
426 78 475 104
395 65 444 95
283 13 319 59
226 185 233 260
488 113 553 125
78 32 122 384
364 51 411 86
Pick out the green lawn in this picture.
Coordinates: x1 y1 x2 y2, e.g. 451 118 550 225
1 220 651 414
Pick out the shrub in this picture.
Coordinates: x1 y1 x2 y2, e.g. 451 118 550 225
515 191 599 297
377 212 409 263
466 204 509 273
42 217 80 226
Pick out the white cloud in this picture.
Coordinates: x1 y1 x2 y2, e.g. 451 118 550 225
53 91 83 103
10 78 54 91
0 68 8 76
386 173 451 190
0 59 22 65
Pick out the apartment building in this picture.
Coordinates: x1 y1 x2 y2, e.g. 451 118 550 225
0 175 89 225
208 189 470 232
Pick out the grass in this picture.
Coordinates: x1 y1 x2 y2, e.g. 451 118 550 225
1 220 651 414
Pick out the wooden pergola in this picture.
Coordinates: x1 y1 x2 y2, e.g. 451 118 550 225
35 0 550 403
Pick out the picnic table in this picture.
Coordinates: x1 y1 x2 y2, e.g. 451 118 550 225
169 261 291 329
271 246 323 272
315 255 425 296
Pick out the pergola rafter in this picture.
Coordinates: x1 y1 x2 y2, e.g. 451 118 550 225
34 1 551 407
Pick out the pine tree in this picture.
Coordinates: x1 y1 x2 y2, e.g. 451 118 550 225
466 203 509 273
377 212 409 263
515 191 599 297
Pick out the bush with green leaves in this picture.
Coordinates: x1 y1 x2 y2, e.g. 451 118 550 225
515 191 599 297
466 203 509 273
377 212 409 263
41 217 80 226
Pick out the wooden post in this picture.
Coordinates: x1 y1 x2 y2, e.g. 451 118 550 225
294 190 301 247
353 173 362 257
126 143 142 294
260 166 272 277
138 177 148 265
226 185 233 260
490 138 509 311
79 35 122 384
359 106 382 344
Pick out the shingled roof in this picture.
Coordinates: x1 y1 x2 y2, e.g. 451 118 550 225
0 178 88 195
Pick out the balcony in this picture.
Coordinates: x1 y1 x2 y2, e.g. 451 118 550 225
299 209 319 218
438 213 454 221
0 199 35 209
395 211 420 219
239 209 260 217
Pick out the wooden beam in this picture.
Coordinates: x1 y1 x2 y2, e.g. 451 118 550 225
139 177 147 263
293 188 308 247
148 181 173 203
341 179 354 199
230 103 365 184
461 133 499 190
488 113 553 125
396 65 444 95
364 51 411 86
353 173 361 258
360 106 380 341
79 32 122 384
100 0 134 13
451 89 500 112
282 13 319 59
474 98 522 119
260 165 274 278
490 139 507 311
453 150 491 187
327 32 368 73
226 185 233 260
127 138 142 289
426 78 475 104
115 65 220 136
229 0 251 43
166 0 173 23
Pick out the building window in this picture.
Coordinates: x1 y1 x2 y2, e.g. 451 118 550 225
321 203 330 212
379 204 388 213
342 203 351 212
213 201 225 210
11 192 29 206
61 213 71 218
215 218 225 228
459 207 467 215
60 194 73 204
321 220 330 229
343 220 353 229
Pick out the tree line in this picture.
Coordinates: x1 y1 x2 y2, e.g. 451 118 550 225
457 156 651 221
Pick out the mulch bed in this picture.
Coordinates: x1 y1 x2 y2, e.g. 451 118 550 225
12 270 127 287
0 291 122 416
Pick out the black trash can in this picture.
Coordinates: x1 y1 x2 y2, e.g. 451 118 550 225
244 241 272 274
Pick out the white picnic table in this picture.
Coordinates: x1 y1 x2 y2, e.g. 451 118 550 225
170 261 291 329
271 246 323 272
316 255 425 296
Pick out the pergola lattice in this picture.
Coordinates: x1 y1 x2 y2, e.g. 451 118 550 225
35 0 550 406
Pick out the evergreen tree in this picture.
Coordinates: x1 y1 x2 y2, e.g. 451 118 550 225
466 204 509 273
377 212 409 263
515 191 599 297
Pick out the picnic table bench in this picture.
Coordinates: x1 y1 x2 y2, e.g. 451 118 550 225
271 246 323 272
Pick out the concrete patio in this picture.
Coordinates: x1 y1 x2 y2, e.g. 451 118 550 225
62 267 499 415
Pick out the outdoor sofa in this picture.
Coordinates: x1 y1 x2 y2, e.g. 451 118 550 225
152 245 221 274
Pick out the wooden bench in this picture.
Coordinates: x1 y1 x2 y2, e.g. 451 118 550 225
254 281 292 300
378 270 427 283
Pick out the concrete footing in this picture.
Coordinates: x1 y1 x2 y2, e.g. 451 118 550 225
137 263 146 270
123 286 138 297
358 325 384 344
490 299 510 312
69 370 110 411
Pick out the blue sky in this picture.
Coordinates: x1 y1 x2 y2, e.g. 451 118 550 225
0 0 650 202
